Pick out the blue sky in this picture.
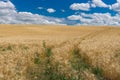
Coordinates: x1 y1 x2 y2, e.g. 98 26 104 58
11 0 88 18
11 0 116 17
1 0 120 25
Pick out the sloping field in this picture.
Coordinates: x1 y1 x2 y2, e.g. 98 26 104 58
0 24 120 80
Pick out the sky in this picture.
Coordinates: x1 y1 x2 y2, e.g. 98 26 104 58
0 0 120 25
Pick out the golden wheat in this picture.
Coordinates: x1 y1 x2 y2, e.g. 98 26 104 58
0 24 119 80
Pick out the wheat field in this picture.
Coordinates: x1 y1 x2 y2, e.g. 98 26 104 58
0 24 120 80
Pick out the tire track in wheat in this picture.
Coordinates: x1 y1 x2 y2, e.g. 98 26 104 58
51 27 111 49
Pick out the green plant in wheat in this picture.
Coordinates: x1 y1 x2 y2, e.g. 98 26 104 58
34 52 41 64
69 47 90 80
92 67 104 80
0 44 13 51
70 47 105 80
42 41 76 80
30 41 85 80
43 40 53 79
43 40 52 58
70 47 90 71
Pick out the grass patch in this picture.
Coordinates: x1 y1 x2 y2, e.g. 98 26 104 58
34 52 41 64
43 41 52 57
27 67 84 80
69 47 91 80
70 47 90 71
0 45 13 51
43 63 79 80
92 67 104 80
28 42 81 80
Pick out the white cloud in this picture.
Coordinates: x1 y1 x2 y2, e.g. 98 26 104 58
91 3 96 8
70 1 110 11
92 0 109 8
38 7 43 10
14 12 59 24
61 9 65 12
0 0 64 24
68 13 120 26
47 8 56 13
68 15 82 20
0 1 17 23
117 0 120 2
111 1 120 12
70 3 90 11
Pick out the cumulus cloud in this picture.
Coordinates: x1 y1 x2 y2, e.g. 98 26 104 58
117 0 120 2
38 7 43 10
14 12 63 24
70 3 90 11
91 3 96 8
68 15 82 20
47 8 56 13
0 1 17 23
70 0 110 11
111 0 120 12
92 0 109 8
68 0 120 25
0 0 64 24
68 13 120 25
